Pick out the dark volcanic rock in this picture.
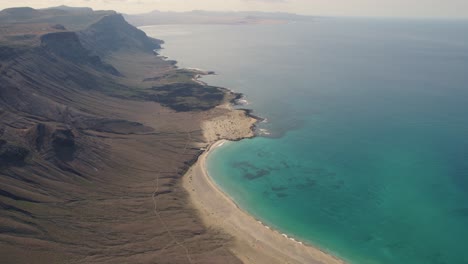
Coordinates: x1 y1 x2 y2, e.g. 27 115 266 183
142 83 225 112
51 129 76 162
26 124 77 161
0 140 29 166
31 123 47 151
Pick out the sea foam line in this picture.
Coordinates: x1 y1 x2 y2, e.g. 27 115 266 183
257 221 305 246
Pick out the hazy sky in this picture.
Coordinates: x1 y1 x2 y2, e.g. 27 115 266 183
0 0 468 18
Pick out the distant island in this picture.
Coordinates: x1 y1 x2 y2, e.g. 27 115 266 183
124 10 314 26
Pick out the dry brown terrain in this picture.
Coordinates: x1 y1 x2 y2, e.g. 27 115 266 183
0 6 252 264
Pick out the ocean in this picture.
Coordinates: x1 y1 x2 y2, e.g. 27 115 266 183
142 18 468 264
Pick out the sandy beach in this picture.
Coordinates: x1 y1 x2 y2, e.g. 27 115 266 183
184 110 346 264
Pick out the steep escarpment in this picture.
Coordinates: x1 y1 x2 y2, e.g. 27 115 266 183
0 7 242 264
78 13 163 56
40 31 121 75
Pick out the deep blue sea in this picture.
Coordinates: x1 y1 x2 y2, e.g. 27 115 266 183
142 18 468 264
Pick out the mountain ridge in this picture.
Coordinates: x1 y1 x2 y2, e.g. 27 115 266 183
78 13 163 56
0 7 244 264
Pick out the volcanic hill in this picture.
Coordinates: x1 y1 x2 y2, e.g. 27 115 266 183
0 6 247 264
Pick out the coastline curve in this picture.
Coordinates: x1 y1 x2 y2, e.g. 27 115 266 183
183 139 347 264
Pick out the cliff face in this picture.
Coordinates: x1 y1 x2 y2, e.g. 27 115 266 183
40 31 92 61
78 14 163 56
0 12 166 122
40 31 121 75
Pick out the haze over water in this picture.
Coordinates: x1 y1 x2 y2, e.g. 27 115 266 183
143 18 468 264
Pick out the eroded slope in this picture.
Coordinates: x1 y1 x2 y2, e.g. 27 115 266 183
0 7 244 264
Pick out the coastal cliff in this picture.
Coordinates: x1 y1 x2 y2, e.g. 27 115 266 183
78 13 163 56
0 6 252 264
40 31 121 75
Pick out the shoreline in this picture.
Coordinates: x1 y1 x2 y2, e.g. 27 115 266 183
183 136 346 264
149 29 344 263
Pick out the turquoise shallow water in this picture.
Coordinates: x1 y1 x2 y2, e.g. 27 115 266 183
143 19 468 264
